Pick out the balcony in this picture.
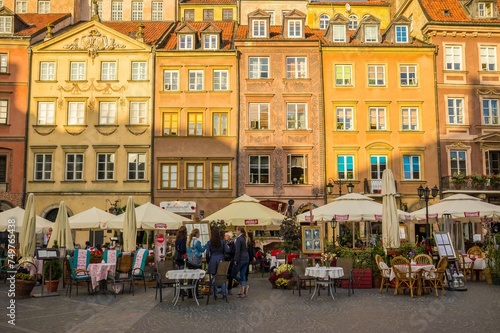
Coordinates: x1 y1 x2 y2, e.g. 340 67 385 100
441 175 500 191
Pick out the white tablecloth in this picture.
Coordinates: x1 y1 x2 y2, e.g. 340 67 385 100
305 266 344 279
270 256 286 268
87 263 116 290
166 269 206 280
464 256 487 270
389 264 434 281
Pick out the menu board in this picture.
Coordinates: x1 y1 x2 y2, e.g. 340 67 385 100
185 222 210 248
434 232 455 258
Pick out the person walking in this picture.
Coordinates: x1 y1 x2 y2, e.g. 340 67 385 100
224 231 236 295
233 226 250 298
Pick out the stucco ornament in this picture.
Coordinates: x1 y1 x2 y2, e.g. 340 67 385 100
63 29 126 60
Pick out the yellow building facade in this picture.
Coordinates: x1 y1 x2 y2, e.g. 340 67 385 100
178 0 237 22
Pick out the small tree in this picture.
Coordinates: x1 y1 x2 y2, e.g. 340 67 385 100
278 218 301 253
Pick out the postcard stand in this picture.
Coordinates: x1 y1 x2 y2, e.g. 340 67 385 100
32 248 60 298
433 231 467 291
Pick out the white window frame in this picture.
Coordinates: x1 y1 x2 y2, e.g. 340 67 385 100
40 62 55 80
333 25 346 42
0 100 8 124
478 2 493 17
286 103 307 130
188 70 204 91
401 107 419 131
287 154 308 184
179 34 194 50
101 62 117 81
249 155 270 184
213 70 229 91
248 103 269 130
161 163 178 188
187 163 204 189
395 25 408 43
337 155 354 180
37 102 55 125
127 153 146 180
286 57 307 79
265 11 275 25
369 107 386 130
152 2 163 21
335 65 352 86
0 53 7 73
480 46 496 71
450 150 467 176
365 25 378 42
447 98 464 124
368 65 385 86
129 101 147 124
213 112 228 136
203 34 218 50
212 163 229 189
348 14 358 30
68 102 85 125
336 107 353 130
248 57 269 79
65 153 84 181
96 153 115 180
320 14 330 30
99 102 117 125
288 20 302 38
0 16 12 33
403 155 421 180
252 20 266 38
92 1 103 19
163 70 179 91
38 1 50 13
445 45 463 71
400 64 417 86
370 155 387 180
15 1 27 13
34 153 52 180
131 61 147 80
70 62 86 81
111 1 123 21
482 98 499 125
132 1 144 21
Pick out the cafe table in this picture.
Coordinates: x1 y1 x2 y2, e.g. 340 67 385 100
87 263 116 293
464 255 487 280
390 263 434 296
166 269 206 306
305 266 344 300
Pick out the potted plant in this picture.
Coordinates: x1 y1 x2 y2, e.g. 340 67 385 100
451 173 467 189
43 258 62 292
491 174 500 190
485 235 500 285
471 174 488 189
268 264 295 289
15 270 36 299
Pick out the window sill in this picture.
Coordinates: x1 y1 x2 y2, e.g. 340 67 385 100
335 130 359 133
282 78 311 82
61 180 87 184
96 80 120 83
245 78 274 82
65 80 88 83
95 125 119 135
398 130 424 134
33 125 57 136
28 180 55 183
125 124 149 135
91 180 118 183
127 79 149 83
123 180 149 183
35 79 57 83
63 125 87 135
366 130 392 134
0 72 11 76
185 90 207 93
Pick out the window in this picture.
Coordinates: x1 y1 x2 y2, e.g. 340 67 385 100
163 70 179 91
248 57 269 79
0 17 12 33
184 9 194 21
130 102 147 124
213 112 228 136
65 153 83 181
0 53 7 73
99 102 117 125
15 1 27 13
480 46 496 71
161 164 177 188
188 70 204 91
395 25 408 43
92 1 103 19
249 155 269 184
40 62 55 80
478 2 493 17
445 45 462 70
203 34 218 50
337 155 354 179
249 103 269 130
132 1 143 20
400 65 417 86
336 107 353 130
37 102 55 125
286 103 307 129
348 14 358 30
131 62 146 80
370 155 387 180
111 1 123 21
163 112 178 136
68 102 85 125
450 151 467 175
401 107 418 130
265 11 275 25
187 163 203 188
128 153 145 180
38 1 50 13
222 9 233 21
212 163 229 189
0 100 7 124
287 154 307 184
101 62 117 81
368 65 385 86
188 113 203 136
403 155 420 180
179 35 194 50
97 153 114 180
0 155 6 183
333 25 346 42
34 153 52 180
320 14 330 30
252 20 266 38
483 98 499 125
286 57 307 79
365 25 378 42
447 98 464 124
152 2 163 21
335 65 352 86
203 9 214 21
213 70 228 91
369 107 386 130
288 20 302 38
70 62 86 81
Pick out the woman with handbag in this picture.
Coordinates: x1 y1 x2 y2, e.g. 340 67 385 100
187 228 206 299
233 226 250 298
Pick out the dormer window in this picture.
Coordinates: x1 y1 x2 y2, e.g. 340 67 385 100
320 14 330 30
0 16 12 33
179 34 194 50
333 25 346 42
365 25 378 42
203 34 218 50
348 14 358 30
395 25 408 43
252 20 267 38
478 2 493 17
288 20 302 38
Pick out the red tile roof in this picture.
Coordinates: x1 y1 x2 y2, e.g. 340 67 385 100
160 21 235 50
236 25 324 41
15 13 71 37
420 0 500 23
102 21 174 45
180 0 236 4
309 1 389 6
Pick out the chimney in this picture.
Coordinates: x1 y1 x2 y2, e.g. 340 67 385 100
136 23 145 42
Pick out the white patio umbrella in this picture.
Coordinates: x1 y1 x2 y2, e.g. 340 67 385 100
122 196 137 252
382 169 400 249
19 193 36 265
0 206 52 234
107 202 189 230
48 201 74 251
202 194 287 227
69 207 116 230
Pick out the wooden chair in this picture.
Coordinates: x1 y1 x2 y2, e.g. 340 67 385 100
206 260 231 305
291 258 314 297
414 253 433 265
155 259 176 302
456 251 474 281
423 256 448 297
334 257 354 296
375 254 392 293
109 253 134 295
65 255 91 297
391 256 417 297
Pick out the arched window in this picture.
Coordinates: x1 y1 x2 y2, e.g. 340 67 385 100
319 14 330 30
348 14 358 30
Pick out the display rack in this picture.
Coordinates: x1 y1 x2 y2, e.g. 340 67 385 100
434 231 467 291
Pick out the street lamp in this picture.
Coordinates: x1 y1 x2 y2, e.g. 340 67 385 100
327 217 339 247
327 178 354 196
417 185 439 242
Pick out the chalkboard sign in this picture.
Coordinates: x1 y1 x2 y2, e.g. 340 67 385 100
35 248 60 260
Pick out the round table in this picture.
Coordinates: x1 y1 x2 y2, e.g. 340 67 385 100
166 269 206 306
305 266 344 300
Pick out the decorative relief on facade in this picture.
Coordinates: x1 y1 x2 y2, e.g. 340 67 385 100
287 135 307 143
58 79 126 95
273 148 284 196
478 89 500 95
451 142 467 148
63 29 126 61
249 135 271 144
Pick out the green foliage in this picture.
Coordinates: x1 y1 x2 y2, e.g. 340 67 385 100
398 242 426 259
209 220 226 235
278 218 301 253
16 272 35 281
43 259 62 281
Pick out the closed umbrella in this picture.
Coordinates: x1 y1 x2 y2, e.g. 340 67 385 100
19 193 36 266
48 201 74 251
122 196 137 252
382 169 400 249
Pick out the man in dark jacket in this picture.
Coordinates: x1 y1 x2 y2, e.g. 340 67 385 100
224 232 236 294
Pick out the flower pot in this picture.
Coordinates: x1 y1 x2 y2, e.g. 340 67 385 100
45 279 60 293
373 275 382 289
15 280 36 299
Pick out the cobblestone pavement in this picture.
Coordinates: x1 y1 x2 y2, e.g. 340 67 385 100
1 274 499 333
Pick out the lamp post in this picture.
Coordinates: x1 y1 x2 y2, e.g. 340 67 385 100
327 217 339 247
326 178 354 196
417 185 439 242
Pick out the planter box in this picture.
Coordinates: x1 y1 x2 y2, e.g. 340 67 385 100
342 268 372 289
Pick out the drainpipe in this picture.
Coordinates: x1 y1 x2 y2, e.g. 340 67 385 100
433 46 442 198
235 35 241 197
22 46 33 208
318 41 327 205
150 46 156 205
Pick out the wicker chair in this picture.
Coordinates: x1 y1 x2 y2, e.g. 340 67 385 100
291 258 314 296
467 246 482 256
456 251 474 281
391 256 417 297
414 254 433 265
375 255 391 293
423 256 448 297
